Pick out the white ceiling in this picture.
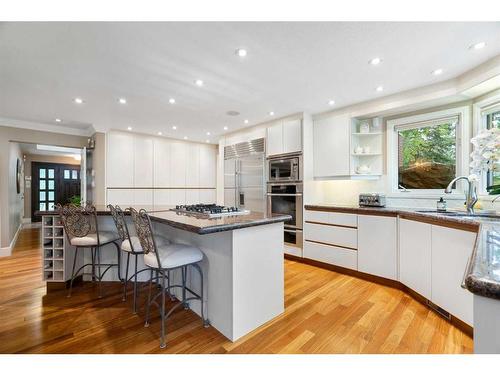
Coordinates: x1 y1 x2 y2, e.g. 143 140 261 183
1 22 500 143
18 143 81 158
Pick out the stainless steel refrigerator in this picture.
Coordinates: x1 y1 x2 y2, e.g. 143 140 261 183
223 138 266 213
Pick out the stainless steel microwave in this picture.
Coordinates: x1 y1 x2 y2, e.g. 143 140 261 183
268 154 302 183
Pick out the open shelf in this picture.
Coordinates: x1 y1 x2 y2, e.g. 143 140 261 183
350 117 384 178
41 214 67 282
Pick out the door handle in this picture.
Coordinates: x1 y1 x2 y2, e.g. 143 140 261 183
266 193 303 197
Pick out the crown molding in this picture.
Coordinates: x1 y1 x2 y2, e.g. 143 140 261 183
0 117 95 137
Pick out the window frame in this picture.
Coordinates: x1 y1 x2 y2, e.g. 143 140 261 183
387 106 470 197
473 93 500 195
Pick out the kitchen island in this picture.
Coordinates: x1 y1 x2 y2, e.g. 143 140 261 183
37 206 291 342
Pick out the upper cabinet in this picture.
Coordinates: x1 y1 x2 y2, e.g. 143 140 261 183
313 113 351 178
199 144 217 187
107 132 134 187
266 118 302 157
153 138 172 187
312 114 383 179
134 135 154 187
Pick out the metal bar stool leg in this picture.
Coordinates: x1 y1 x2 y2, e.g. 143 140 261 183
97 247 102 298
182 266 189 310
133 253 139 314
144 268 154 327
91 247 96 282
160 271 167 349
193 263 209 328
67 247 79 298
123 252 130 302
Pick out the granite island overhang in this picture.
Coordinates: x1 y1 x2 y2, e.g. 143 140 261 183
36 205 292 342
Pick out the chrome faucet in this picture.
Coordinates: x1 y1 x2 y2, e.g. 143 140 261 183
444 176 478 214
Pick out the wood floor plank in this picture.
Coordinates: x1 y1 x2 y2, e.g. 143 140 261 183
0 227 473 354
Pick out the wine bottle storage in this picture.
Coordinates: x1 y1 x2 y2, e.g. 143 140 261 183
42 215 67 282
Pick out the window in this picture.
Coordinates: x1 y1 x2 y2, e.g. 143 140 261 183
486 109 500 190
388 106 468 194
396 117 458 190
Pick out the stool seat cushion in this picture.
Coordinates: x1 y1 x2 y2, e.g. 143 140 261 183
144 243 203 269
121 235 170 253
70 231 120 247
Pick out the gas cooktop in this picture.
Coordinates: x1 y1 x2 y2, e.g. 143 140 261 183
171 204 250 218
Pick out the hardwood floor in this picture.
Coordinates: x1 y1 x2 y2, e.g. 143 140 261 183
0 227 473 354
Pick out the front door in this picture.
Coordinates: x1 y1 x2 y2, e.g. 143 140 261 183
31 162 81 222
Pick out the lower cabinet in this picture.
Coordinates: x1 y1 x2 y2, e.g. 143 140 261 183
303 240 357 270
358 214 397 280
399 218 432 300
431 225 476 325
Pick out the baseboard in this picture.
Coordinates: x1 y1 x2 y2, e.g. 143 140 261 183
0 223 23 257
22 218 32 224
284 254 473 338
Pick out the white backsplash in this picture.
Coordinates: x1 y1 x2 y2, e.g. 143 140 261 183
308 179 500 211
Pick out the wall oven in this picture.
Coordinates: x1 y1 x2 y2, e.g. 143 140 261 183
267 183 303 248
268 154 302 183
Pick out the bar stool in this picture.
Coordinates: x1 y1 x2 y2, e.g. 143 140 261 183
129 207 208 349
58 203 122 298
107 204 170 313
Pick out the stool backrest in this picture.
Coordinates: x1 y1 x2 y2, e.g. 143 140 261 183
108 204 130 241
57 203 99 245
129 207 162 267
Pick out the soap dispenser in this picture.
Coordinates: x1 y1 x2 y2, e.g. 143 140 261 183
437 197 447 212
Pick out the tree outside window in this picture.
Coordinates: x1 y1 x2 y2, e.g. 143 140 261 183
397 120 457 189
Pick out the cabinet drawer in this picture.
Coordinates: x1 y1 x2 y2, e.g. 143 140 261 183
304 222 357 249
304 210 357 227
304 240 357 270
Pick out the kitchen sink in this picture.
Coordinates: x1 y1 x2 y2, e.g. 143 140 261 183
415 209 500 219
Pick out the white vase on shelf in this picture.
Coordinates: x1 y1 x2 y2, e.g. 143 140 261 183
359 121 370 134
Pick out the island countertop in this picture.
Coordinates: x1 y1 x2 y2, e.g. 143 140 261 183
36 205 292 235
305 204 500 301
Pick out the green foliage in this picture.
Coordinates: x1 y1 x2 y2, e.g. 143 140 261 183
399 122 456 168
68 195 82 205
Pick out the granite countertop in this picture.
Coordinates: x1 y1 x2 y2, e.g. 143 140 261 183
36 205 292 235
305 204 500 301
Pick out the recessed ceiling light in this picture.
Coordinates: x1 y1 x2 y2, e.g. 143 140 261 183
206 140 210 143
158 131 163 136
172 125 177 130
127 126 132 131
206 132 211 136
369 57 382 65
223 126 229 131
183 136 188 140
470 41 486 50
235 48 247 57
169 98 175 104
432 68 443 76
328 100 335 106
375 85 384 92
244 119 249 124
194 79 204 87
118 98 127 104
74 97 84 104
55 118 62 123
269 111 275 116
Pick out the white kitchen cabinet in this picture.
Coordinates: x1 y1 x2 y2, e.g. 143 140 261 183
170 189 186 205
186 143 200 187
107 132 134 187
266 122 283 156
185 189 200 204
153 189 170 207
313 113 351 178
266 118 303 157
304 222 357 249
134 136 153 187
431 226 476 325
199 189 216 203
304 240 357 270
399 218 432 300
304 210 357 227
107 189 134 206
153 138 172 187
133 189 153 206
170 141 187 187
199 144 216 187
283 118 302 154
358 214 398 280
